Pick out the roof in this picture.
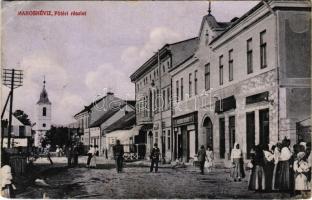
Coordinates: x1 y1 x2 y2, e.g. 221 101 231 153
89 108 121 128
37 86 51 104
209 1 264 45
74 95 107 117
125 100 136 108
105 111 136 133
198 14 231 37
130 37 198 82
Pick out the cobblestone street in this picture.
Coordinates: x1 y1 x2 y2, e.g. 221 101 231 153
14 157 297 199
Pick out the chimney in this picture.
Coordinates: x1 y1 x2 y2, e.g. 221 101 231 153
107 91 114 96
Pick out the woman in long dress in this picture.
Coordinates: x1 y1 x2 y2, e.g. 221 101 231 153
90 145 98 168
248 145 265 191
272 142 281 190
274 138 293 192
205 146 214 173
293 152 310 197
263 143 275 192
230 143 245 182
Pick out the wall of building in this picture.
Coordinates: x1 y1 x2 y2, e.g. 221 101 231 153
35 103 52 131
277 9 311 143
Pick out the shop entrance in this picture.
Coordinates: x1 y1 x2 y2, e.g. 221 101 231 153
203 117 213 149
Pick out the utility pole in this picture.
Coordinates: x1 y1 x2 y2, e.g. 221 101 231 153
7 69 14 148
2 69 23 148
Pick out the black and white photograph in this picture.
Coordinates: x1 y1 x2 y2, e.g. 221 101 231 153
1 0 311 199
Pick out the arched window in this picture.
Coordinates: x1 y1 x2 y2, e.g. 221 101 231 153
42 107 46 116
43 123 46 127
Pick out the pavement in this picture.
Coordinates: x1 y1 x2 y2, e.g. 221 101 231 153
13 156 309 199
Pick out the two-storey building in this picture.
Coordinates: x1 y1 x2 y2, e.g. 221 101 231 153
130 38 198 161
170 1 311 165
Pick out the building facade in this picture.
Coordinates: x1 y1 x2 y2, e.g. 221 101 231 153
130 38 198 161
170 1 311 165
34 79 52 147
74 92 135 155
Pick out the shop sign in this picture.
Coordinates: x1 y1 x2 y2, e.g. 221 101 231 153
173 112 197 127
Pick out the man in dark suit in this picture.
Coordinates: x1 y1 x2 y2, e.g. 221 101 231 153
113 140 124 173
197 145 207 174
150 143 160 173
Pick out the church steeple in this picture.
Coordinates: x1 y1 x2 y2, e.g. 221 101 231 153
208 1 211 15
37 76 51 104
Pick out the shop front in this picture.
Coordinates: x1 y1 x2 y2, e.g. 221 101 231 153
172 111 198 162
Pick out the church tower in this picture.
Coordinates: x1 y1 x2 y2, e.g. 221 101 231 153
34 77 52 147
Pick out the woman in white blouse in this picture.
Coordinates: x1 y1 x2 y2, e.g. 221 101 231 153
230 143 245 182
263 143 275 192
274 138 293 192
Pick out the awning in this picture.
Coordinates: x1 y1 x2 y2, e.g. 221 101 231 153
215 95 236 113
105 125 142 144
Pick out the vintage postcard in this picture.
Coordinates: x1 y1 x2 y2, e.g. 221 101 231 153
1 0 311 199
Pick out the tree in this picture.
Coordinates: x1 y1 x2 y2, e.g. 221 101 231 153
45 126 71 148
13 109 31 126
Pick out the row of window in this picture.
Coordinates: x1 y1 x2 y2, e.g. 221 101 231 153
153 129 171 151
136 60 171 92
175 70 198 102
204 30 267 90
137 86 171 116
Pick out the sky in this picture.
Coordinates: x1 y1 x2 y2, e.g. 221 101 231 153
1 1 259 125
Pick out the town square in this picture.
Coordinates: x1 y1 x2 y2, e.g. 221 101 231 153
1 0 311 199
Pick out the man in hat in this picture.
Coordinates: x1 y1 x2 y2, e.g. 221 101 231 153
113 140 124 173
150 143 160 173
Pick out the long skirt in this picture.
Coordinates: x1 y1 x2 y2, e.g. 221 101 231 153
274 160 293 192
231 158 245 179
295 173 310 191
264 162 274 191
90 156 97 168
272 163 278 190
248 165 265 191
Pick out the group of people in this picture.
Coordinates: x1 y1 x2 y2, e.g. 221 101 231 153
66 144 80 167
247 138 311 196
197 145 214 174
228 138 311 197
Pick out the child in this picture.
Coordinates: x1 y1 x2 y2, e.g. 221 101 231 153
293 152 310 197
205 146 214 173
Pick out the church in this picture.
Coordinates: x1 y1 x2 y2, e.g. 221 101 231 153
34 78 52 147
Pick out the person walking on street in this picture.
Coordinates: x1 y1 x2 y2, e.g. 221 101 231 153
197 145 207 175
90 145 98 168
113 140 124 173
73 145 79 167
45 145 53 165
86 145 95 168
66 146 73 167
150 143 160 173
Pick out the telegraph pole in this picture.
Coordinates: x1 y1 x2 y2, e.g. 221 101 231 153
2 68 23 148
7 69 14 148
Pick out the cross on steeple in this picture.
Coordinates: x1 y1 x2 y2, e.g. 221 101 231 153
43 75 46 87
208 1 211 15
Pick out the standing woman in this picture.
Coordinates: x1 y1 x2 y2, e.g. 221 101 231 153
205 146 214 173
293 152 310 197
275 138 293 192
263 143 275 192
230 143 245 182
272 142 281 190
